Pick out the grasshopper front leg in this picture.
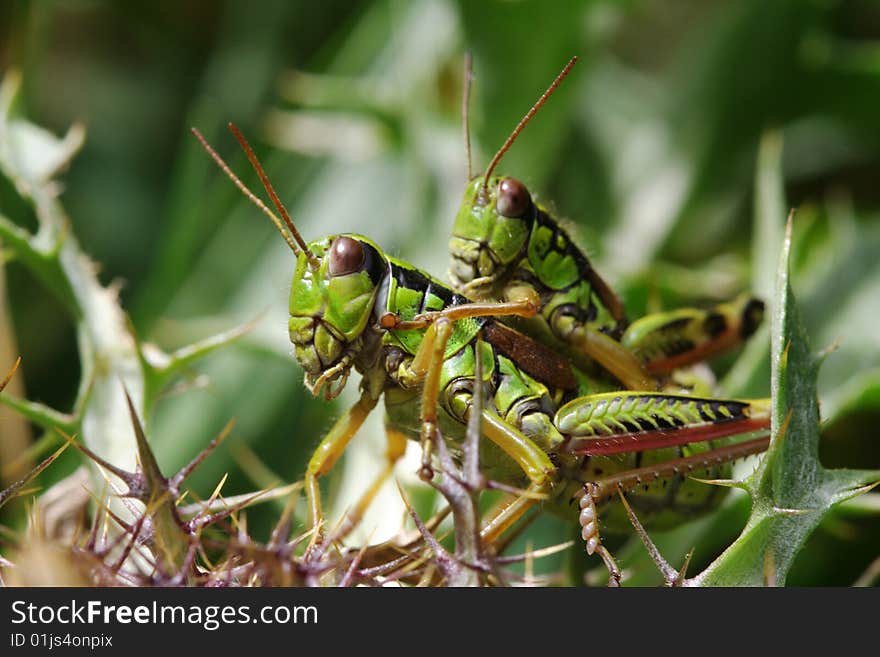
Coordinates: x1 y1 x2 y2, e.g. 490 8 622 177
405 317 457 480
386 298 538 330
393 292 657 392
401 314 559 540
305 391 378 539
306 393 411 552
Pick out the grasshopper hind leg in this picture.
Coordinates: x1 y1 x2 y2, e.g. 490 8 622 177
622 294 765 376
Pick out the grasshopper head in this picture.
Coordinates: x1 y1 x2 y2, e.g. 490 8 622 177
288 234 386 397
190 126 386 398
449 176 534 299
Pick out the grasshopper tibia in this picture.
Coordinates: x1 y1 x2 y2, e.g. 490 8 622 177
573 435 770 585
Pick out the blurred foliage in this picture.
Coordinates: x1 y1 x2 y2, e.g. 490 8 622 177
1 0 879 585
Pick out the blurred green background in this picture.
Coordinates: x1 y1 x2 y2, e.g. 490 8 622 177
1 0 879 585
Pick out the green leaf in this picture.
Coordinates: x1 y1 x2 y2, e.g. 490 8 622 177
695 217 880 586
719 129 784 400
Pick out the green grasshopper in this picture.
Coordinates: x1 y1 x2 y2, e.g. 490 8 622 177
192 124 771 583
449 57 765 393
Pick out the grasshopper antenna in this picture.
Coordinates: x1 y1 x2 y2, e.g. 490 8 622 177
228 123 319 270
191 126 303 257
481 56 577 196
462 52 474 181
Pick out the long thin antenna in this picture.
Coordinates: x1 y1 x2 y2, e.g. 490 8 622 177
191 127 300 255
481 56 578 193
462 52 474 181
228 123 319 270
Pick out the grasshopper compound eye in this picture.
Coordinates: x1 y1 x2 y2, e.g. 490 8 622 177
496 177 531 218
328 236 365 276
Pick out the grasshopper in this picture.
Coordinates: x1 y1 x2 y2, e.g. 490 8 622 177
192 124 771 584
449 57 765 393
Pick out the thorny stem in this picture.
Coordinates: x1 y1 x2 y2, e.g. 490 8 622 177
616 487 686 586
422 335 490 586
431 435 482 586
0 74 145 552
460 334 488 577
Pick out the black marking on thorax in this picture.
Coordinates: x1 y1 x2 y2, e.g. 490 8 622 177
390 260 471 311
533 207 596 279
357 239 387 287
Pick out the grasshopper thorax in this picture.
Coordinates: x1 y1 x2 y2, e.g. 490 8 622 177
288 234 386 397
449 176 535 299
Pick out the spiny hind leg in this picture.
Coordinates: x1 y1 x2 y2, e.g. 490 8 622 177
558 391 771 458
576 481 683 587
573 435 771 585
622 294 765 376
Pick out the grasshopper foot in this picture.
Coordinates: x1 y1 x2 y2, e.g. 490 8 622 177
579 482 621 586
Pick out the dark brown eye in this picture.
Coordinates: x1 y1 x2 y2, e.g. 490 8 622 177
328 236 365 276
495 177 531 218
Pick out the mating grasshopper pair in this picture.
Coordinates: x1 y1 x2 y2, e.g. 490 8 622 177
192 56 771 584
